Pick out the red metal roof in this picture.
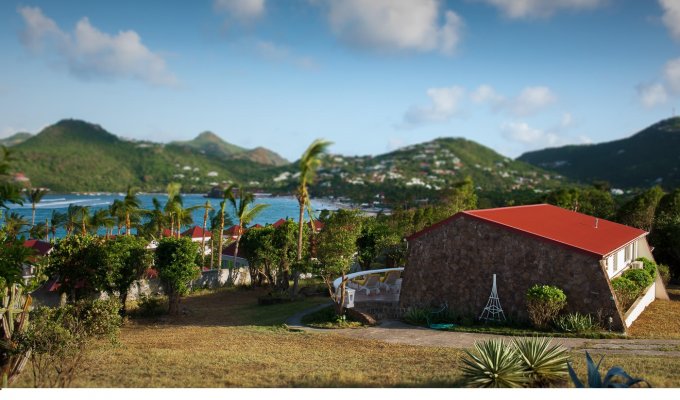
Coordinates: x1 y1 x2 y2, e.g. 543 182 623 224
272 218 287 228
23 239 52 256
181 226 211 239
408 204 647 258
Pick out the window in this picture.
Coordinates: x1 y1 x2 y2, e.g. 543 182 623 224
625 245 631 263
613 252 618 272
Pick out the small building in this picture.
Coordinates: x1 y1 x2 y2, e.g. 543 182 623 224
399 204 668 332
181 226 212 242
221 242 249 270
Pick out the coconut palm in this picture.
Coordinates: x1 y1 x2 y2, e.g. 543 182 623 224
48 210 66 240
26 188 48 227
3 212 29 239
29 221 48 240
65 204 83 236
141 197 167 239
200 200 213 268
293 139 331 293
74 205 92 236
122 186 141 235
228 188 268 276
91 208 115 238
164 183 182 237
216 184 236 270
109 199 125 235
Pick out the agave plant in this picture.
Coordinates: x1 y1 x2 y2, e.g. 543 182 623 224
513 337 569 386
461 339 528 388
0 285 32 387
568 351 650 388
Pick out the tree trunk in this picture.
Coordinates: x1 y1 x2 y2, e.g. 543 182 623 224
45 219 49 241
217 212 225 271
168 292 180 316
125 212 130 236
119 291 128 315
31 205 36 227
169 214 174 237
201 208 208 268
335 273 346 316
296 199 304 261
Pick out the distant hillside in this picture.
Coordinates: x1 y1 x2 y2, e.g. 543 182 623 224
518 117 680 189
170 131 288 166
0 132 32 147
12 119 277 192
269 136 566 204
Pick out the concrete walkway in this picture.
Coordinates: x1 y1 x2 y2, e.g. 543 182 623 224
285 304 680 356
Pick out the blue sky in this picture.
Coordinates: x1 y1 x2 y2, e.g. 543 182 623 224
1 0 679 161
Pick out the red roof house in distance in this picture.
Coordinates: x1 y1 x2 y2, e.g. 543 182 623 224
308 220 324 233
23 239 53 257
400 204 668 332
181 226 212 242
272 218 288 228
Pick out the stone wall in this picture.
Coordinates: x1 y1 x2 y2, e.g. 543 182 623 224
354 300 404 321
399 215 626 331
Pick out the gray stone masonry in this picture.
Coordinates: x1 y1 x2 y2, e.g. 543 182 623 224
399 215 626 331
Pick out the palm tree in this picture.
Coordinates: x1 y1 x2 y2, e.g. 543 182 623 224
164 183 182 237
75 206 91 236
228 188 268 277
216 184 236 270
26 188 48 227
109 200 125 235
296 139 332 261
141 197 166 239
91 208 114 238
65 204 83 236
29 221 48 240
200 200 213 268
48 210 66 240
122 187 141 236
3 212 29 239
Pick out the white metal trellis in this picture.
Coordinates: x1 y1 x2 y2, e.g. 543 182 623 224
479 274 506 322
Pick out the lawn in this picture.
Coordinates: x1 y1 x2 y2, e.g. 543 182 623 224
628 285 680 339
12 286 680 388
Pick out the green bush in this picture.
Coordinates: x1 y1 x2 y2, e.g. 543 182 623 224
636 257 657 279
611 277 640 310
461 337 569 388
525 285 567 329
553 313 600 333
403 307 429 325
622 268 653 290
132 295 168 318
658 264 671 286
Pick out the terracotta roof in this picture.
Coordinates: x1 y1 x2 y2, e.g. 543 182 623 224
224 225 244 236
161 228 173 237
408 204 647 258
308 220 324 231
272 218 288 228
222 241 247 258
181 226 211 239
251 224 264 229
23 239 52 256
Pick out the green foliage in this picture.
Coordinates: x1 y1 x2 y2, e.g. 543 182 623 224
47 235 106 302
18 298 122 387
0 284 32 387
649 188 680 281
544 186 615 219
567 351 649 388
616 186 665 231
525 285 567 329
402 307 429 326
461 339 528 388
0 238 37 290
636 257 657 278
314 209 363 286
131 295 168 318
658 264 671 286
154 237 200 314
611 277 640 310
100 236 153 313
621 268 654 290
300 305 364 329
553 313 600 333
513 337 569 387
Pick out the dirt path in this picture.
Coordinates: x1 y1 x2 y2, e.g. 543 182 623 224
286 305 680 357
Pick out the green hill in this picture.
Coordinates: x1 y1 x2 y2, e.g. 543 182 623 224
0 132 33 147
12 120 278 192
518 117 680 189
170 131 288 166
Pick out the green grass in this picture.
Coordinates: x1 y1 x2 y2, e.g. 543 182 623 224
446 324 625 340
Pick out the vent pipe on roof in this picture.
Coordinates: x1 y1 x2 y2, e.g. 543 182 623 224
595 218 599 229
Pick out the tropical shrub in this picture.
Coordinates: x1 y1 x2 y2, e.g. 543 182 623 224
554 313 600 333
525 285 567 329
133 295 168 318
154 237 201 315
636 257 657 278
622 268 653 290
461 339 528 388
658 264 671 286
403 307 429 325
513 337 569 387
567 351 649 388
18 298 121 388
611 277 640 310
461 337 569 388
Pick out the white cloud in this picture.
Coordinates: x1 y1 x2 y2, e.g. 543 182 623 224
637 83 669 108
501 120 590 150
323 0 464 55
560 112 574 128
660 0 680 41
664 57 680 93
470 84 505 104
387 137 406 151
402 85 466 126
472 85 556 116
214 0 265 19
18 7 177 87
255 41 318 70
478 0 606 19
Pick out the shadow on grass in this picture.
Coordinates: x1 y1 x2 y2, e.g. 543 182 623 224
128 286 331 328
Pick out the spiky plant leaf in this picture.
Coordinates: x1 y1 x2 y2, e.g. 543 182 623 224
461 339 529 388
513 337 569 386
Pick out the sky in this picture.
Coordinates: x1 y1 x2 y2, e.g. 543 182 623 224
1 0 679 161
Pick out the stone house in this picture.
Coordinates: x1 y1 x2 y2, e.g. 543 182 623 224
399 204 668 332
